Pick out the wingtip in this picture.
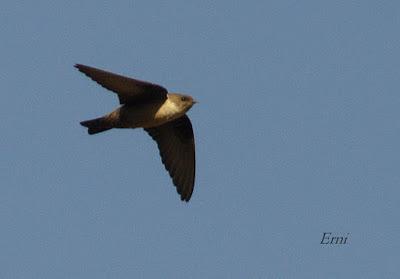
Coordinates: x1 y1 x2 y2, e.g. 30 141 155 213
177 184 192 202
75 64 91 71
181 193 192 202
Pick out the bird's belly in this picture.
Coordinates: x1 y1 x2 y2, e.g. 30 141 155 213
117 102 183 128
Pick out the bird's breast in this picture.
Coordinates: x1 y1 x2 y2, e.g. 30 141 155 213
155 99 184 120
116 99 184 128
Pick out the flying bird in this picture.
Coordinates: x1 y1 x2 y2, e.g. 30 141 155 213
75 64 196 202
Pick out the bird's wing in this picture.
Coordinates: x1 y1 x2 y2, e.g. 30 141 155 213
75 64 168 104
145 115 195 202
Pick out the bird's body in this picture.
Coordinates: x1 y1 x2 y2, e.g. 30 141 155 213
106 94 192 129
75 64 197 202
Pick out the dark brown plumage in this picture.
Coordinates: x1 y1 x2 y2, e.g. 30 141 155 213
75 64 168 104
146 115 195 201
76 64 197 202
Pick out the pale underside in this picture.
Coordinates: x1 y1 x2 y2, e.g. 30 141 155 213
108 97 187 129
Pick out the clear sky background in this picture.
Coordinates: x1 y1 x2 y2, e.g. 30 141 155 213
1 1 399 278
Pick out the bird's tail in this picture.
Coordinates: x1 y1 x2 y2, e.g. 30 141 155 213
80 116 112 135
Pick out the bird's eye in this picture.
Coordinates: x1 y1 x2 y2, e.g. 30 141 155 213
181 96 187 102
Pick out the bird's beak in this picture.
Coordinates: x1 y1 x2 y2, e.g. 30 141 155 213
193 99 198 104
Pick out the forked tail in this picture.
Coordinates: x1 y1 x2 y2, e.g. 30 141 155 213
80 117 112 135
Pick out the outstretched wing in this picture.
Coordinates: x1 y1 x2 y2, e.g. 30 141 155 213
145 115 196 202
75 64 168 104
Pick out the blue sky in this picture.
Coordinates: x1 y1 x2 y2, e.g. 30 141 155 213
1 1 399 278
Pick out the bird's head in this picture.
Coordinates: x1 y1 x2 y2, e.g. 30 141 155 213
168 93 197 113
